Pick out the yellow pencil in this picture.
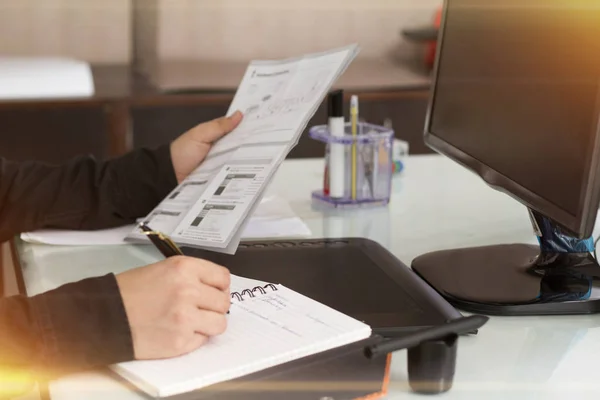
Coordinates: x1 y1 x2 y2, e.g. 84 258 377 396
350 95 359 199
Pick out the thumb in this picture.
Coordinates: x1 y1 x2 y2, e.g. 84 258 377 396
196 110 243 144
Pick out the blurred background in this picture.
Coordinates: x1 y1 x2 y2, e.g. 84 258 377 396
0 0 442 163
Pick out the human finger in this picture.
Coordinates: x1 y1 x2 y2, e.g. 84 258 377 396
194 110 243 143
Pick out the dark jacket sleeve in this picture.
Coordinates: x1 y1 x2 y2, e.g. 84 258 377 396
0 144 177 240
0 145 178 383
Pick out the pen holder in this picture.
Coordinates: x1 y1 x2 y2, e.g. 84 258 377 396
309 122 394 209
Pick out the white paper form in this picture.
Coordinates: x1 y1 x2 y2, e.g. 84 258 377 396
126 45 359 253
210 45 358 156
171 143 289 249
129 152 232 238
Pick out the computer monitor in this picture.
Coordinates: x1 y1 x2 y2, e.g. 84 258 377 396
411 0 600 315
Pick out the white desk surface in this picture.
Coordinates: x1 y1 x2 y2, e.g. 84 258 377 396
15 154 600 400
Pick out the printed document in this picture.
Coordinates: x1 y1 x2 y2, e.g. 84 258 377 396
126 45 359 253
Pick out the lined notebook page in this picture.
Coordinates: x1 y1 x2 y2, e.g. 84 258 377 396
111 280 371 398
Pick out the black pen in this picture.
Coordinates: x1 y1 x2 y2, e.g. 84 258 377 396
364 315 489 358
138 222 184 257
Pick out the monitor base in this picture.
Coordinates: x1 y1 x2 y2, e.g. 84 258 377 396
411 210 600 316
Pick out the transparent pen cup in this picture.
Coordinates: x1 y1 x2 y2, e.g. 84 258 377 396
309 122 394 208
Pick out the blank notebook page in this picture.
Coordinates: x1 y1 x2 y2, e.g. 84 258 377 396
111 281 372 397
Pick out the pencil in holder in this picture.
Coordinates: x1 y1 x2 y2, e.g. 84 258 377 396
309 122 394 208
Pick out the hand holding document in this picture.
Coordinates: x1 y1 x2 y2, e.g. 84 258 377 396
126 45 360 254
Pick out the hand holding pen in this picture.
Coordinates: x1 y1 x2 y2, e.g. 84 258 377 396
112 222 232 360
138 220 231 311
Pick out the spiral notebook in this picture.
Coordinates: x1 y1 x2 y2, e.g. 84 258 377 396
111 275 372 398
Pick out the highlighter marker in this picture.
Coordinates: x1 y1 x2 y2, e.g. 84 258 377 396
350 95 359 200
328 90 345 198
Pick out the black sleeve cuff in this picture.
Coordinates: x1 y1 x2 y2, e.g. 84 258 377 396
110 143 179 221
29 274 133 375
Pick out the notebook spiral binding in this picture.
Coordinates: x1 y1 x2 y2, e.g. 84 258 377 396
231 284 278 301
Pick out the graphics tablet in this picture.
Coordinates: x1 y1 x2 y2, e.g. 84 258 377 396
182 238 462 337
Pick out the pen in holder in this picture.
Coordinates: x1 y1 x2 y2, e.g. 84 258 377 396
310 122 394 208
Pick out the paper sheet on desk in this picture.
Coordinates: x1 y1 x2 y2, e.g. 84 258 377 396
20 196 311 246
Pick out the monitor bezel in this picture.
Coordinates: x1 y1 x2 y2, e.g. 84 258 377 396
423 0 600 239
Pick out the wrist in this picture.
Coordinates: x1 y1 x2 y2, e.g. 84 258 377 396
169 139 184 184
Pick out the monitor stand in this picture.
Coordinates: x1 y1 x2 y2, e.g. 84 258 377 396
411 209 600 315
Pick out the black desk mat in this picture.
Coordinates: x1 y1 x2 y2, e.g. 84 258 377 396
183 238 461 337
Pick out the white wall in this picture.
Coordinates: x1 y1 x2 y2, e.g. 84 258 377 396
135 0 441 72
0 0 441 66
0 0 132 63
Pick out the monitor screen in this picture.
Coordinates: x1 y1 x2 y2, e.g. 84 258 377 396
426 0 600 237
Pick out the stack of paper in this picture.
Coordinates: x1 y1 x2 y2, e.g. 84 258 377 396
125 45 360 254
20 196 311 246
